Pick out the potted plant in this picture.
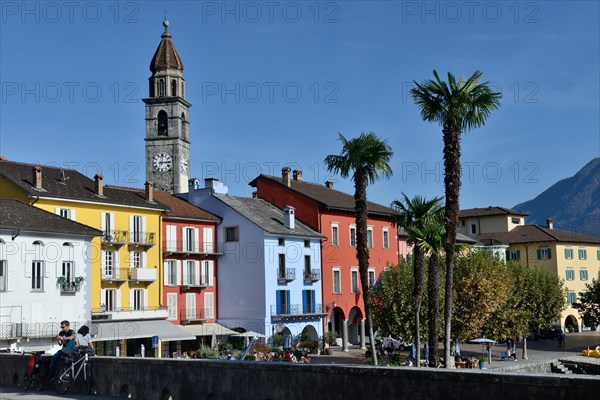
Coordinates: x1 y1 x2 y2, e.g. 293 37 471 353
477 355 486 369
325 331 338 355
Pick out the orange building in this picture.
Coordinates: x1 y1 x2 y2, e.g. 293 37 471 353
251 168 399 350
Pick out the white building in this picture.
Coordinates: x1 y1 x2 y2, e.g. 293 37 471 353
0 199 101 352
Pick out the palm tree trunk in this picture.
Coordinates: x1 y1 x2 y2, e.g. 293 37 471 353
354 170 378 365
413 247 424 367
428 253 440 367
442 122 461 368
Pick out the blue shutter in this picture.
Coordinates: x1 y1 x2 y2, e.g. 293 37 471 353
302 290 307 313
276 291 281 315
311 290 316 313
286 290 291 314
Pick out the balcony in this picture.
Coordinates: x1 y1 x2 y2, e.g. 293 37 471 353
163 241 222 256
277 268 296 282
180 308 212 325
129 268 157 282
270 303 327 321
303 269 321 283
181 274 209 290
92 306 167 321
129 231 156 249
101 230 128 248
101 267 129 284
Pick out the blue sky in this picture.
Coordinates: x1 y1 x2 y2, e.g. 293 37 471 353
1 1 598 210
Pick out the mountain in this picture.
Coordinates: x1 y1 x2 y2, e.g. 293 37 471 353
514 158 600 237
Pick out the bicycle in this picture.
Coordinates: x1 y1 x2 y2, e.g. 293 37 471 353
22 351 50 391
55 348 94 395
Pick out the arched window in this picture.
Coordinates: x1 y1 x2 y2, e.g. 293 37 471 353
157 110 168 136
62 243 74 283
181 81 185 98
171 79 177 97
159 79 165 97
32 241 44 291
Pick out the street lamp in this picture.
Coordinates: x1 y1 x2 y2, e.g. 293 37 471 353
322 301 337 354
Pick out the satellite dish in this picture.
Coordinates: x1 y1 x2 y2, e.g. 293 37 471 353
275 322 285 334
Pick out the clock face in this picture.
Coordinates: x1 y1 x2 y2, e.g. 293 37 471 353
180 158 188 173
153 153 172 172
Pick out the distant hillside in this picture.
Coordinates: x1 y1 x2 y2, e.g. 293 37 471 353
514 158 600 237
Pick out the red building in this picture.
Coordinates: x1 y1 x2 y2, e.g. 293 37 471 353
150 191 223 346
250 168 399 350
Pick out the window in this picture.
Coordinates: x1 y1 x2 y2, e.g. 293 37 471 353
566 269 575 281
511 217 521 224
131 251 142 268
580 269 588 281
383 228 389 249
62 261 74 283
567 291 576 305
202 260 213 286
171 79 177 96
461 220 465 227
102 212 113 240
368 269 375 288
166 260 177 286
132 289 144 311
367 228 373 248
578 248 587 260
204 292 214 319
203 227 214 253
186 293 196 319
131 215 143 243
351 269 359 294
166 225 177 251
278 254 286 279
278 238 285 246
103 250 114 277
57 208 73 220
471 224 477 234
564 248 574 260
185 260 197 285
537 248 552 260
0 260 6 292
506 250 521 261
304 240 310 248
304 255 311 274
349 226 356 247
31 261 44 291
302 289 316 313
225 227 239 242
276 290 290 314
167 293 177 320
333 268 341 294
183 227 197 252
158 79 165 97
331 224 339 246
104 289 116 311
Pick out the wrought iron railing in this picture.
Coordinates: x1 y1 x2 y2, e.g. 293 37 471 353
270 303 325 316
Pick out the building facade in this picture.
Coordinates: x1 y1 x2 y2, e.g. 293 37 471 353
186 178 326 346
0 199 100 352
251 168 400 350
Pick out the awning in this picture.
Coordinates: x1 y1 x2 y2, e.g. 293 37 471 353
92 320 196 342
180 323 238 336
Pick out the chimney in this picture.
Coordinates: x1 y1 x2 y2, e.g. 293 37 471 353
282 167 291 187
204 178 228 195
145 181 154 202
252 191 258 198
283 206 295 229
292 170 303 181
94 174 104 196
32 165 42 190
325 180 334 189
546 218 554 229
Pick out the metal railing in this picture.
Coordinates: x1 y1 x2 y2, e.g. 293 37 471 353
179 307 213 322
303 269 321 282
181 274 210 287
0 320 88 340
277 268 296 282
163 240 219 254
101 267 129 281
101 230 156 246
270 303 325 317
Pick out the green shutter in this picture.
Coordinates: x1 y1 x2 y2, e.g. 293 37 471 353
547 249 552 259
516 250 521 261
537 249 542 259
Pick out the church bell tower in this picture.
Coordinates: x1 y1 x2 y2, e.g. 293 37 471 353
143 19 191 194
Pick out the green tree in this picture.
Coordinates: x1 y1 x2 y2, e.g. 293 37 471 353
408 215 445 366
574 278 600 329
411 71 501 366
324 132 393 366
391 194 443 367
452 251 511 341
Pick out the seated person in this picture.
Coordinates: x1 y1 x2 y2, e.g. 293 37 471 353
76 325 94 354
49 320 76 377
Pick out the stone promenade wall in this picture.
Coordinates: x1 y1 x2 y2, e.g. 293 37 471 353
1 353 599 400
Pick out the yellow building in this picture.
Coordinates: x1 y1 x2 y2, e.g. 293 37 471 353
473 214 600 332
0 160 194 356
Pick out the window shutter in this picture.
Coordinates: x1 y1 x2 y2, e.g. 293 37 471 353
564 249 569 258
164 261 170 284
204 228 214 253
176 260 182 285
276 291 281 314
182 227 188 251
286 290 291 314
194 228 200 252
129 289 134 310
129 251 134 268
547 249 552 259
516 250 521 260
142 252 147 269
166 225 174 251
142 216 147 236
115 251 121 278
55 208 61 216
116 289 122 311
144 289 149 309
207 261 214 286
302 290 307 313
129 215 134 239
100 289 106 309
311 290 316 313
101 250 106 276
537 249 541 259
70 209 76 221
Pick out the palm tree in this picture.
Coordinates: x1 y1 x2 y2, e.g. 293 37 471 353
407 214 445 367
325 132 393 366
411 70 501 367
391 194 443 367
